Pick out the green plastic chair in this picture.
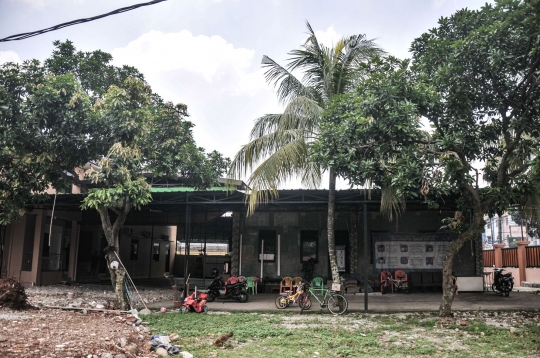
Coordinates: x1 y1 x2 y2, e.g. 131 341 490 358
246 277 257 295
311 277 326 296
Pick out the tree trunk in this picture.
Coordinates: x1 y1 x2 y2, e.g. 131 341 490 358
439 211 484 317
327 169 339 284
96 206 131 310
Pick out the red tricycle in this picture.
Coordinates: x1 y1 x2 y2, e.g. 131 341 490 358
179 291 209 313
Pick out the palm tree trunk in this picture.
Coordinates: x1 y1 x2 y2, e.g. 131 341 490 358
327 168 339 284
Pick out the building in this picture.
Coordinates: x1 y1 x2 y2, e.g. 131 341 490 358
1 186 482 288
483 212 539 249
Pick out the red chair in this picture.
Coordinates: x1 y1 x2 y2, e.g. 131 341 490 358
380 270 393 292
394 270 408 283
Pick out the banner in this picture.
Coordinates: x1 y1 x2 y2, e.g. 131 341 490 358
372 233 451 272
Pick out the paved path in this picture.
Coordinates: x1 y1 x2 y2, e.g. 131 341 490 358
146 290 540 313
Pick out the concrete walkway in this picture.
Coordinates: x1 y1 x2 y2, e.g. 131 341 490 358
146 290 540 313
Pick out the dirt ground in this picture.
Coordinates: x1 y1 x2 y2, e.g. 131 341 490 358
0 283 176 358
0 308 157 358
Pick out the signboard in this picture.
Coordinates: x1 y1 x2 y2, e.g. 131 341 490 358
258 254 275 260
372 233 451 272
336 245 346 272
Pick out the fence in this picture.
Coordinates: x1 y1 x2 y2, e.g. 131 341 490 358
526 246 540 267
502 248 518 267
483 250 495 267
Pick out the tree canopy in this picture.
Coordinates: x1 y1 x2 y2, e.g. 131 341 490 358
313 0 540 315
0 40 229 308
0 40 228 225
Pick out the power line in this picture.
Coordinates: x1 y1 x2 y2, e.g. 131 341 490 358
0 0 167 42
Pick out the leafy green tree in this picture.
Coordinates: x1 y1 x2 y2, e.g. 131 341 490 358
508 204 540 241
0 42 229 308
228 22 383 283
314 0 540 316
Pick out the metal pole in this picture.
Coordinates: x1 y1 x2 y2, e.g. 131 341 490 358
239 234 242 276
184 194 190 292
260 239 264 280
363 202 368 312
277 234 280 276
203 211 207 288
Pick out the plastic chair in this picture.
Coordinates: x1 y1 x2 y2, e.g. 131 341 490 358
238 276 246 282
311 277 325 295
394 270 408 282
246 277 257 295
280 277 293 293
292 276 302 292
421 271 434 293
380 270 393 292
410 271 423 293
433 272 443 292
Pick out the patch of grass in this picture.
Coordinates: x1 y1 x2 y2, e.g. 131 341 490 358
144 312 540 357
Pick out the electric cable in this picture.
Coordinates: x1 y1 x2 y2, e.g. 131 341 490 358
0 0 167 42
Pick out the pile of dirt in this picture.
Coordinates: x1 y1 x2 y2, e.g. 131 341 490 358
0 278 33 310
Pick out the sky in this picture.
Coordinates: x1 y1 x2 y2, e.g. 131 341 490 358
0 0 488 189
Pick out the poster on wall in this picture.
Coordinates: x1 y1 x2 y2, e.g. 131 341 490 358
372 233 451 272
336 245 346 272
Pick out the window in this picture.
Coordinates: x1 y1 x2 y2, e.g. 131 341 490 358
165 244 171 272
300 230 318 263
153 242 160 261
258 230 276 262
130 239 139 261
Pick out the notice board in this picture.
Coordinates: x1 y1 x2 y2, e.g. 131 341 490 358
372 232 451 272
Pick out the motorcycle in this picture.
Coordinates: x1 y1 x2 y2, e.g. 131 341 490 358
205 269 249 303
492 268 514 297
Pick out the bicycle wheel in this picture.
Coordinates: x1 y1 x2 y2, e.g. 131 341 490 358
327 293 348 315
299 294 312 314
275 296 288 309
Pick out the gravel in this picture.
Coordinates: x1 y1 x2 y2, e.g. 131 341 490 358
25 284 176 309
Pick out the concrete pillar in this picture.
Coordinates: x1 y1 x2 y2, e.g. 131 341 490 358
31 211 44 286
230 212 240 276
515 240 530 285
349 212 358 274
68 220 79 282
493 243 505 268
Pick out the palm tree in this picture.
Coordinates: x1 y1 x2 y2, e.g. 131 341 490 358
228 22 384 283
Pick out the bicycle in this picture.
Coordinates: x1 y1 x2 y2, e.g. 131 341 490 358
275 283 312 309
380 275 410 294
300 282 347 315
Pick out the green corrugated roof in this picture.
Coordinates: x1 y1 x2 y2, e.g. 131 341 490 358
151 186 231 193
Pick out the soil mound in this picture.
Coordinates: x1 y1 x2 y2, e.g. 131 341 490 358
0 277 33 310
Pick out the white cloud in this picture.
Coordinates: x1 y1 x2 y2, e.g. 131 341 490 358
0 51 21 65
111 30 267 96
433 0 447 8
313 26 342 49
110 30 280 160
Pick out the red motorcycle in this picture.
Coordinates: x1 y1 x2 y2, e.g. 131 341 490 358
179 291 209 313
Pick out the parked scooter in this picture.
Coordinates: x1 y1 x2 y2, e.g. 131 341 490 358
206 268 249 303
492 268 514 296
